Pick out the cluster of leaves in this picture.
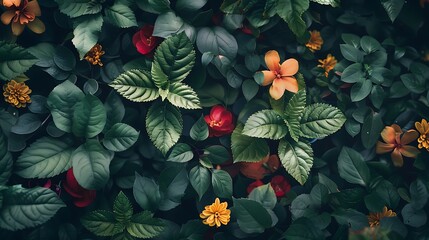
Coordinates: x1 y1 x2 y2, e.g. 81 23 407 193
1 0 429 239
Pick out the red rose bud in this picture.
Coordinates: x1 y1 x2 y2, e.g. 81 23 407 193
239 154 280 180
63 168 96 208
132 25 161 55
247 180 264 194
204 105 235 137
270 175 291 198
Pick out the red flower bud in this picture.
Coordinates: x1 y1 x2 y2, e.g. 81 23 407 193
247 180 264 194
204 105 235 137
63 168 96 207
132 25 161 55
270 175 291 198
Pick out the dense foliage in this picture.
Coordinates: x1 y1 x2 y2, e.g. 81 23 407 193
1 0 429 239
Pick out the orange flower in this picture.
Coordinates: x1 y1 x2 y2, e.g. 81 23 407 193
260 50 299 100
1 0 45 36
368 206 396 227
318 54 337 77
306 30 323 52
3 79 32 108
84 44 105 66
415 119 429 151
376 124 419 167
199 198 231 228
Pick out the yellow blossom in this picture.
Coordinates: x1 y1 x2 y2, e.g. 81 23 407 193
318 54 337 77
368 206 396 228
199 198 231 228
84 44 105 66
306 30 323 52
415 119 429 151
3 80 32 108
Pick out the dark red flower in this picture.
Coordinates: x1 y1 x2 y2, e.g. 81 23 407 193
247 180 264 194
204 105 235 137
239 154 280 180
132 25 161 55
63 168 96 207
270 175 291 198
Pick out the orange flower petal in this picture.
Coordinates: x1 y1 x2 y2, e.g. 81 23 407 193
278 76 298 93
380 126 396 144
269 84 285 100
391 124 403 134
415 122 424 133
1 10 15 25
376 141 395 154
11 21 25 36
399 146 420 158
280 58 299 76
3 0 20 7
261 70 276 86
26 18 45 34
26 0 42 16
265 50 280 72
400 130 419 145
391 148 403 167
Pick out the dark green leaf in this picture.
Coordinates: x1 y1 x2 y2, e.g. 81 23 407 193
381 0 405 22
159 167 189 210
410 179 428 210
55 0 102 18
167 143 194 163
340 44 364 63
361 112 383 149
350 79 372 102
337 147 370 186
248 184 277 209
72 95 106 138
10 113 41 135
276 0 310 37
332 208 369 230
233 198 272 234
81 210 121 237
190 115 209 141
0 128 12 185
133 173 161 212
242 110 288 140
202 145 230 164
402 203 427 227
113 192 133 224
341 63 364 83
176 0 207 12
196 27 238 60
189 165 210 200
360 36 381 53
104 91 125 131
105 4 137 28
103 123 139 152
231 124 270 163
212 169 232 199
0 41 38 81
284 217 324 240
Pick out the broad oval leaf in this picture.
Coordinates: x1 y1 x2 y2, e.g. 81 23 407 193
109 69 159 102
104 91 125 131
276 0 309 37
189 165 210 200
248 184 277 210
233 198 272 234
190 115 209 141
196 27 238 60
72 95 107 138
337 147 370 186
212 169 232 199
72 140 114 190
104 4 137 28
72 14 103 59
231 124 270 163
146 101 183 155
341 63 364 83
0 186 65 231
126 212 164 239
167 82 201 109
299 103 346 138
103 123 139 152
340 44 364 63
81 210 122 237
0 41 38 81
361 112 383 149
133 172 161 212
158 166 189 210
278 139 313 185
242 110 288 140
350 79 372 102
167 143 194 163
15 137 74 178
10 113 41 135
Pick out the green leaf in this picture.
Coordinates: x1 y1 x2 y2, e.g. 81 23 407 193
133 172 161 212
410 180 428 210
104 4 137 28
402 203 427 227
350 79 372 102
360 36 381 54
55 0 102 18
284 218 324 240
189 165 210 200
114 192 133 224
167 143 194 163
190 115 209 141
212 169 233 199
158 166 189 210
72 95 107 138
337 147 370 186
126 211 164 239
103 123 139 152
72 14 103 59
146 101 183 155
47 80 85 133
332 208 369 231
233 198 272 234
361 112 383 149
153 11 184 38
0 41 38 81
231 124 270 163
151 32 195 88
381 0 405 22
0 128 12 185
15 137 74 179
242 110 288 140
196 27 238 60
278 139 313 185
176 0 207 12
242 79 259 101
248 184 277 210
81 210 121 237
341 63 364 83
202 145 230 164
0 186 65 231
104 91 125 131
167 82 201 109
136 0 171 14
400 73 426 94
284 90 307 141
276 0 310 37
310 0 340 7
72 140 114 190
109 69 160 102
299 103 346 138
340 44 364 63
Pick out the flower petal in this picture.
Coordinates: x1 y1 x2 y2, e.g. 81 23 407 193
3 0 21 7
11 21 25 36
1 11 15 25
391 148 403 167
26 18 45 34
278 76 298 93
26 0 42 17
380 126 396 144
399 145 420 158
376 141 395 154
400 130 418 145
269 84 286 100
264 50 280 72
391 124 403 134
280 58 299 76
261 70 276 86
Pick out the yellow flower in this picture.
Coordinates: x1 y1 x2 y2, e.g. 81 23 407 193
199 198 231 228
84 44 105 66
318 54 337 77
3 80 32 108
368 206 397 228
306 30 323 52
415 119 429 151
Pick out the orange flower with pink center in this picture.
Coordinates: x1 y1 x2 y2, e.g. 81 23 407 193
376 124 420 167
260 50 299 100
1 0 45 36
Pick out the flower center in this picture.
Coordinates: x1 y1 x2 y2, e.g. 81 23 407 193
210 120 222 127
275 71 282 79
146 37 153 45
214 212 220 217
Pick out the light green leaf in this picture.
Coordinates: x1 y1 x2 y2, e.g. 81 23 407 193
55 0 102 18
276 0 309 37
167 143 193 163
212 169 232 199
153 11 184 38
104 4 137 28
337 147 370 186
109 69 159 102
381 0 405 22
248 184 277 210
0 186 65 231
0 128 12 185
81 210 122 237
126 211 164 239
15 137 74 179
146 101 183 155
167 82 201 109
231 124 270 163
299 103 346 138
113 192 133 224
310 0 340 7
72 140 114 190
0 41 38 81
151 32 195 88
103 123 139 152
233 198 272 234
47 80 85 133
190 115 209 141
72 14 103 59
242 110 288 140
284 90 307 141
72 95 107 138
189 165 210 200
278 139 313 185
